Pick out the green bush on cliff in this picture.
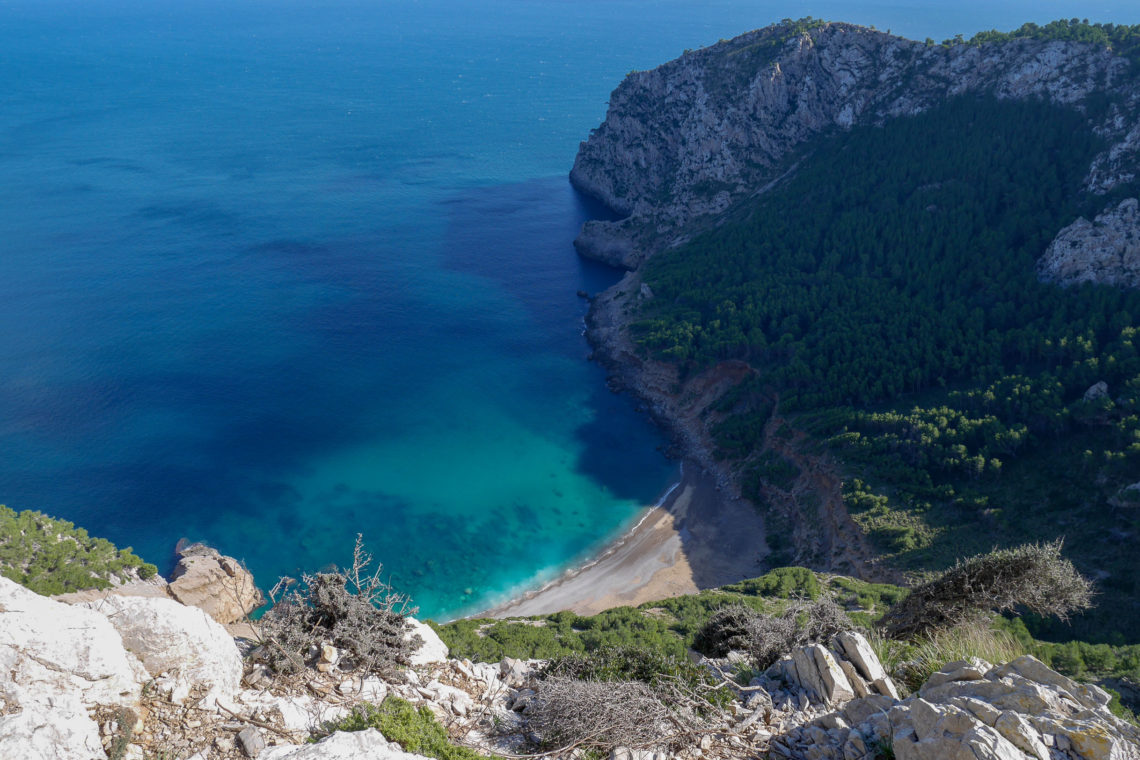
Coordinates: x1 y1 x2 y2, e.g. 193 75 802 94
0 505 157 595
964 19 1140 64
312 697 486 760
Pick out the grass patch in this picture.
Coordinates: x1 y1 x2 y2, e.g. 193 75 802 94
871 622 1027 694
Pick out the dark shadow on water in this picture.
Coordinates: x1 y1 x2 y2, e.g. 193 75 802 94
441 176 675 505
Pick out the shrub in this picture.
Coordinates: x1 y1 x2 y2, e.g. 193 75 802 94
527 678 710 752
693 597 851 669
540 645 732 710
880 541 1094 640
258 536 419 677
313 697 486 760
0 505 157 595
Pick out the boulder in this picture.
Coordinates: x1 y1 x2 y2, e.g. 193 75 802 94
405 617 448 666
992 655 1111 709
1084 381 1111 402
257 729 433 760
811 645 856 706
81 594 242 705
169 542 264 624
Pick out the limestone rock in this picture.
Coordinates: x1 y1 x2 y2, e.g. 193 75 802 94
169 542 264 624
1084 380 1111 402
258 729 433 760
833 632 889 685
1039 198 1140 289
993 711 1049 760
232 690 349 734
776 653 1139 760
992 655 1111 708
405 617 448 666
1110 481 1140 509
81 594 242 705
811 645 855 706
0 576 144 711
920 657 992 693
0 703 107 760
239 726 267 757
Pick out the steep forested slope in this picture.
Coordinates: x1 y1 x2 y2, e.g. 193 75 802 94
575 20 1140 644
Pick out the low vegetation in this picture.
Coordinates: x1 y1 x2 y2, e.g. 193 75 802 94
964 18 1140 64
258 536 420 678
872 622 1027 694
880 541 1093 640
435 567 894 662
436 556 1137 715
0 504 157 595
312 697 486 760
692 598 847 668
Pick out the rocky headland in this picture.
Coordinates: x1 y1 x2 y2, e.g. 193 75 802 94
570 22 1140 271
572 20 1140 574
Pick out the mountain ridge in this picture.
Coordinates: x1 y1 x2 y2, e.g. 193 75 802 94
570 19 1140 270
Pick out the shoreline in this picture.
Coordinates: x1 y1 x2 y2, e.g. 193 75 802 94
475 460 766 618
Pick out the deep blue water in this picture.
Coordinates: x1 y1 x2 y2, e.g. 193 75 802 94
3 0 1139 618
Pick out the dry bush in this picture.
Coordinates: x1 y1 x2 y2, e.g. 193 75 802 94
526 677 706 752
693 598 851 670
881 541 1093 641
692 605 769 657
258 535 420 677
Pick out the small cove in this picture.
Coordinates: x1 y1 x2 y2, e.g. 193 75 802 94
3 0 1139 618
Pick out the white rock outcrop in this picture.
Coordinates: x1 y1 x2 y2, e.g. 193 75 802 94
81 594 243 705
772 653 1140 760
0 576 148 760
0 576 146 710
1038 198 1140 289
258 728 433 760
767 631 898 707
406 617 449 666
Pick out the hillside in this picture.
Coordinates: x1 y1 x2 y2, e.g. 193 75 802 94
572 19 1140 644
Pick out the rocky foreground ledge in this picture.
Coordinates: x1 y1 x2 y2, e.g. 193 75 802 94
2 573 1137 760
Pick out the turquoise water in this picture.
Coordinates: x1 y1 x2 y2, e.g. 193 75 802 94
3 0 1138 618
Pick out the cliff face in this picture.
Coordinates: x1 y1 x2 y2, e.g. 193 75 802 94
570 22 1140 270
1038 198 1140 288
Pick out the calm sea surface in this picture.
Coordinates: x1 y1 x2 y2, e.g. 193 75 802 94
3 0 1138 618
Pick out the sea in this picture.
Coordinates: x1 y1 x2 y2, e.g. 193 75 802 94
3 0 1138 619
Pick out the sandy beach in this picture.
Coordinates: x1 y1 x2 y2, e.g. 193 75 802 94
479 462 768 618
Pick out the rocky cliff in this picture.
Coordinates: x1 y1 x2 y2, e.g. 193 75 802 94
570 21 1140 272
1039 198 1140 288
